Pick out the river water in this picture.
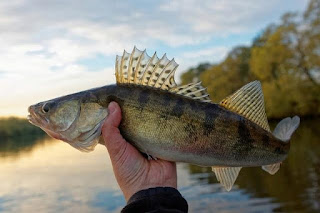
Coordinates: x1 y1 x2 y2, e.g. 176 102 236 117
0 118 319 212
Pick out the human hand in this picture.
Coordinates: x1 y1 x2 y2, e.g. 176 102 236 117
102 102 177 201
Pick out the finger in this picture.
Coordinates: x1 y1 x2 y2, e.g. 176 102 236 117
105 101 122 128
102 102 127 158
102 102 144 162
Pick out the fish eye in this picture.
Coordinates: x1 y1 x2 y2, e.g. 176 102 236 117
42 103 50 113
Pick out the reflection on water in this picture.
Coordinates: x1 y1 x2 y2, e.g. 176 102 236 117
0 118 319 212
0 138 126 213
0 134 47 159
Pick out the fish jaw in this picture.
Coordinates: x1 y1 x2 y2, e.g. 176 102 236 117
28 104 50 131
42 128 65 141
28 105 67 141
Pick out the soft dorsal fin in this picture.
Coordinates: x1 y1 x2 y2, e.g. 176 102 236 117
115 47 211 102
212 166 242 191
219 81 270 132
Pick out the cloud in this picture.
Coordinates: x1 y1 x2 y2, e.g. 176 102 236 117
0 0 310 116
174 46 229 77
159 0 310 34
181 46 229 60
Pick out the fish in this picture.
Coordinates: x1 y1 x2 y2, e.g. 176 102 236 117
28 47 300 191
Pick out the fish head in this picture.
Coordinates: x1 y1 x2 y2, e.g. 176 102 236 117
28 99 79 136
28 94 108 152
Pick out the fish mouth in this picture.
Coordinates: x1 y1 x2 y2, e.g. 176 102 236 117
27 106 40 126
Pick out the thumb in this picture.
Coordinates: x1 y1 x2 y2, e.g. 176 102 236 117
102 102 127 159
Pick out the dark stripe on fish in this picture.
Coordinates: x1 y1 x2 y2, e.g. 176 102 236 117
233 117 254 160
203 105 217 136
184 123 198 141
159 94 172 120
161 92 172 107
117 85 132 99
262 133 270 147
137 89 151 110
170 98 184 118
189 100 199 112
274 147 286 155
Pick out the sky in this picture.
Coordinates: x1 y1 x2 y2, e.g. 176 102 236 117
0 0 310 117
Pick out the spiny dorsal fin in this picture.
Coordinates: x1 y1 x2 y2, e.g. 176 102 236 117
219 81 270 132
141 52 160 86
212 167 242 191
120 50 130 84
170 82 211 102
128 47 144 83
116 47 178 90
115 47 211 102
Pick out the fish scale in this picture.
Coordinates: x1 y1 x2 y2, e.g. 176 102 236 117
102 84 285 166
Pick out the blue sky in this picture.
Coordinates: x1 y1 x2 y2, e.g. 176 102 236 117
0 0 310 116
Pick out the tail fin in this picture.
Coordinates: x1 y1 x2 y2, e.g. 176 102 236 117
262 116 300 175
273 116 300 141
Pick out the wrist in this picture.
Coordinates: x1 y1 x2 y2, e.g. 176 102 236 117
123 182 177 201
127 187 180 203
122 187 188 213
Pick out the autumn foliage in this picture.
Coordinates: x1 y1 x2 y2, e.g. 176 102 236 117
181 0 320 119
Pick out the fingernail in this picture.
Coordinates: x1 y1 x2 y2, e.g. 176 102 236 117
108 102 116 114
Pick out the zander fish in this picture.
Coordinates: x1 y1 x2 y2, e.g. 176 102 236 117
28 47 300 191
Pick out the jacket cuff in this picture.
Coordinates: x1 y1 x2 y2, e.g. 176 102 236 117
122 187 188 213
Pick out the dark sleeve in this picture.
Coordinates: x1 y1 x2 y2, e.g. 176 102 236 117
121 187 188 213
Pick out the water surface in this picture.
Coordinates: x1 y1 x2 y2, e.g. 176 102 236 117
0 118 319 212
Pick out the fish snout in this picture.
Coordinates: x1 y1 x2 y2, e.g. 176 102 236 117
28 104 35 114
27 105 37 125
27 103 50 127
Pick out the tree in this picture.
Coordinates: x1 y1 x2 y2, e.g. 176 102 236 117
180 63 211 85
299 0 320 86
180 0 320 118
201 46 253 102
250 1 320 118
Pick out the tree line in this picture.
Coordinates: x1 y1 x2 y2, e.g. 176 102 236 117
181 0 320 119
0 117 45 141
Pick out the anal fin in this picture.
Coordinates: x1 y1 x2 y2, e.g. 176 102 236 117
262 163 281 175
212 167 242 191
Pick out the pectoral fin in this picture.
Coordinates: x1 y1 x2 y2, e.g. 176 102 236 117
212 167 242 191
